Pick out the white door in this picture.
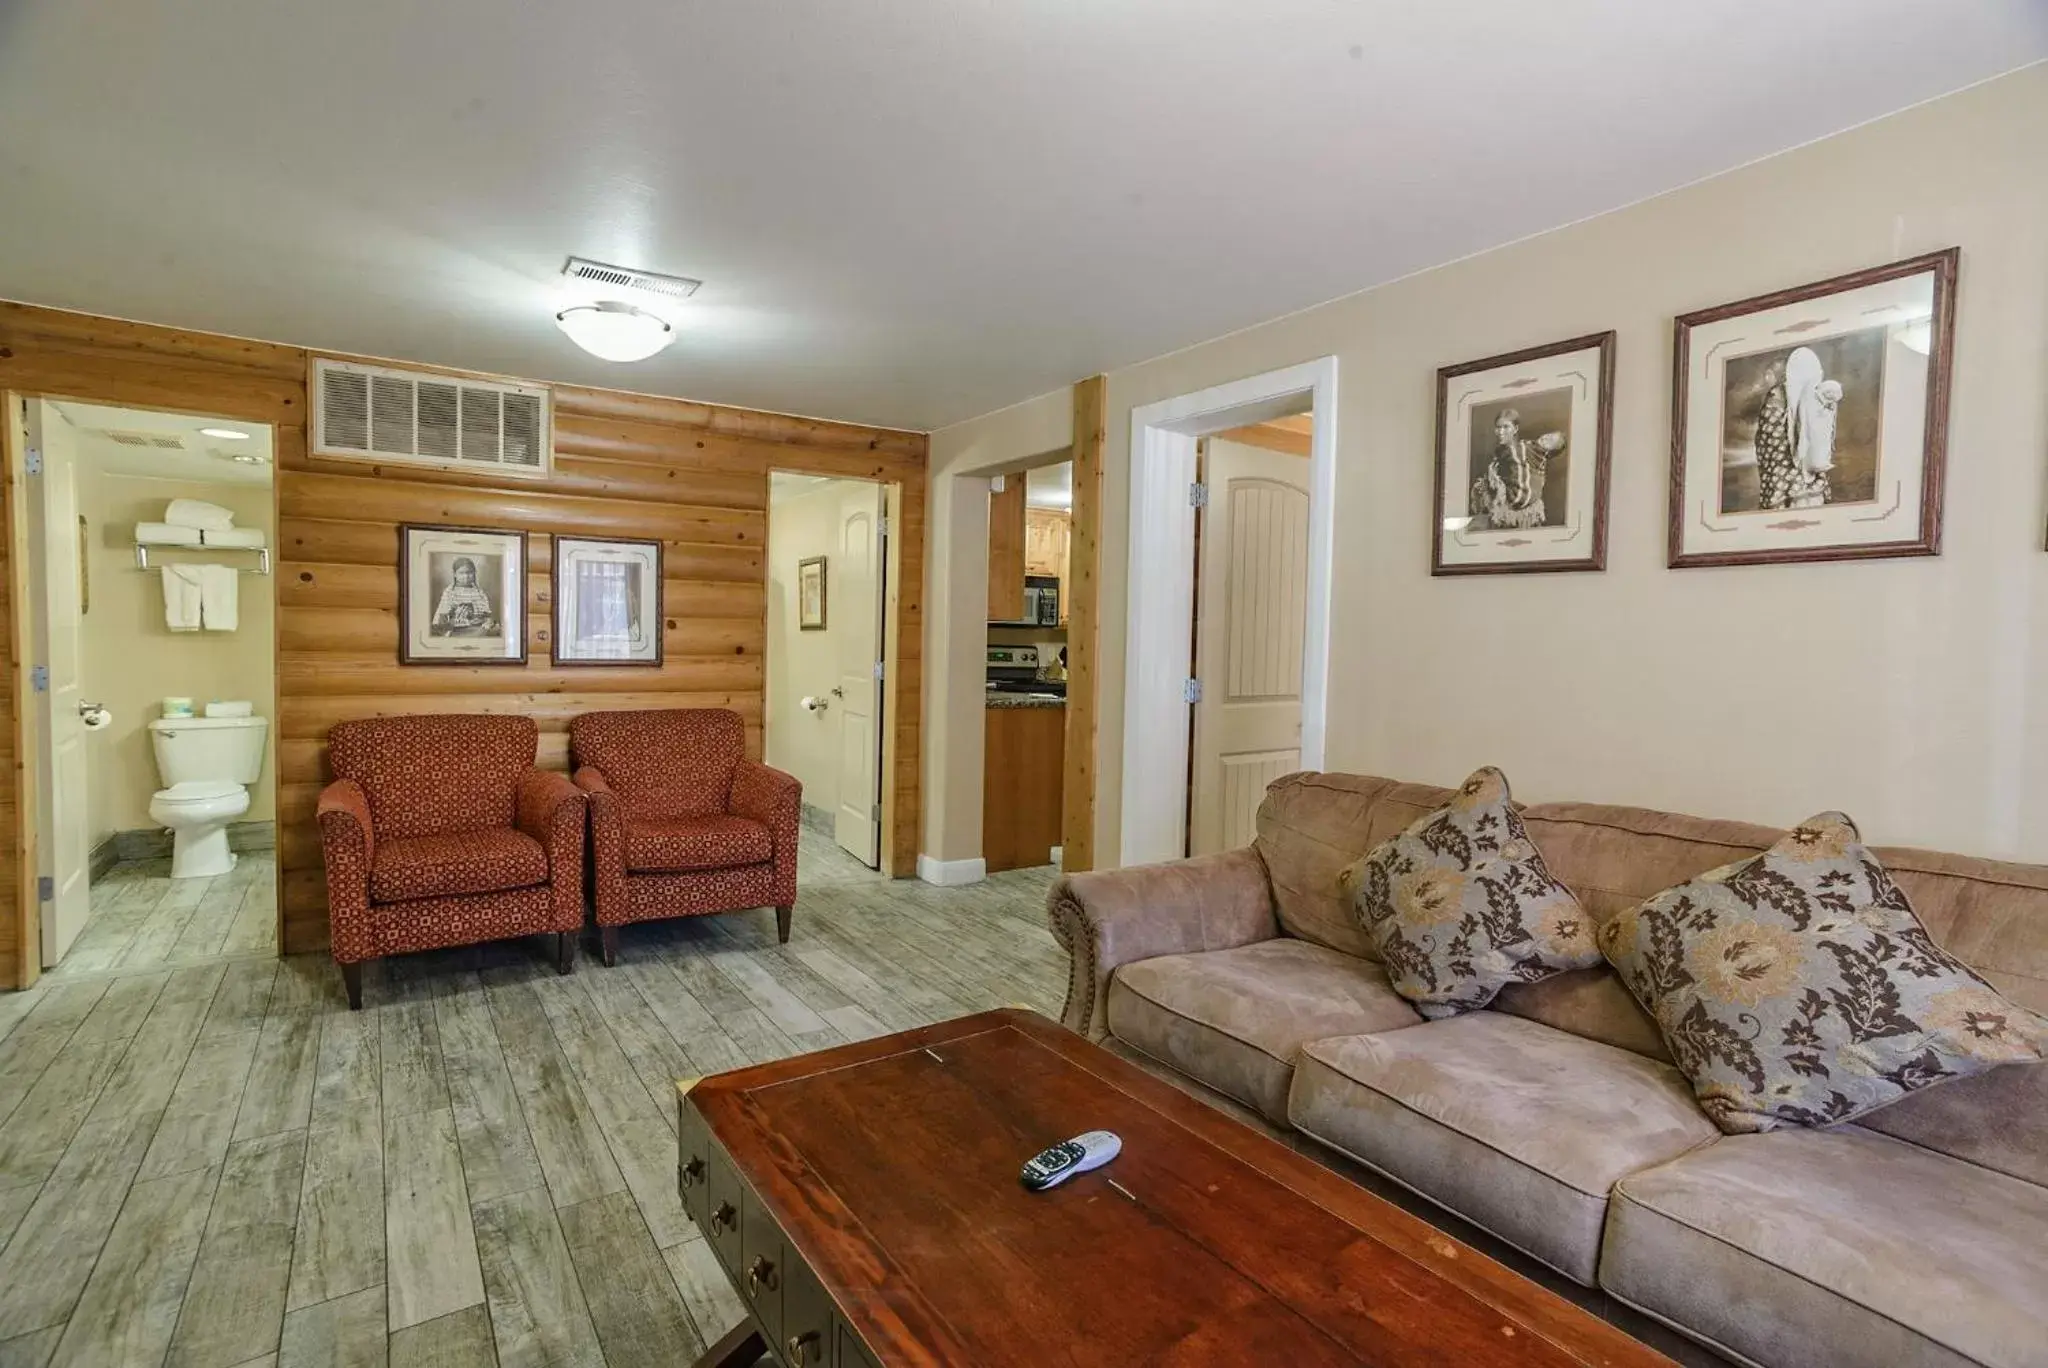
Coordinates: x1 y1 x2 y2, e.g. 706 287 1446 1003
26 401 91 964
1189 436 1310 856
832 484 886 867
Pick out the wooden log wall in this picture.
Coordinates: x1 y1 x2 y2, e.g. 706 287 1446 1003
0 302 927 974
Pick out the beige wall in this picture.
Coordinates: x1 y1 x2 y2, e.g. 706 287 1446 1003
925 64 2048 869
82 457 276 842
766 476 882 817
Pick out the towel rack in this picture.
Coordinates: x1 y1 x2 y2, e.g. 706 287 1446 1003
133 544 271 575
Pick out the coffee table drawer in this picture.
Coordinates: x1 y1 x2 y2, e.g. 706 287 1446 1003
739 1187 786 1346
677 1098 711 1229
778 1247 833 1368
704 1146 746 1277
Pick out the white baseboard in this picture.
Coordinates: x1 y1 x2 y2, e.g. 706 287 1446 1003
1050 845 1063 871
917 854 986 887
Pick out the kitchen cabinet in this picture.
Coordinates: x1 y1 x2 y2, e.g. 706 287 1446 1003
988 477 1026 622
983 702 1064 873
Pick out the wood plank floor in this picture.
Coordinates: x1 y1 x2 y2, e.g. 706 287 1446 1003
0 832 1064 1366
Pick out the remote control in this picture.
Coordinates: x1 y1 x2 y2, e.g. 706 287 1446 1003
1020 1130 1121 1191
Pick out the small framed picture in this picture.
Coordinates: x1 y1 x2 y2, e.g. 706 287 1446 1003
797 555 827 631
552 535 663 666
1433 331 1615 575
1670 248 1958 568
399 524 527 665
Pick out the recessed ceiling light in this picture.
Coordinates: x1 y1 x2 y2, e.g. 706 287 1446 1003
200 427 251 440
554 301 675 363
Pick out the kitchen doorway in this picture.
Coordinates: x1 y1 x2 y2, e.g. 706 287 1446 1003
765 472 890 869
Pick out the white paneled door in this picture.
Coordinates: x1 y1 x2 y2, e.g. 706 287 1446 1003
1189 436 1310 857
833 484 887 867
26 400 92 964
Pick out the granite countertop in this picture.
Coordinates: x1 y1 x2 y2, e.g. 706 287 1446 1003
986 691 1066 709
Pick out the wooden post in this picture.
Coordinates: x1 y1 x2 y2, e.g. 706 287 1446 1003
1060 376 1106 874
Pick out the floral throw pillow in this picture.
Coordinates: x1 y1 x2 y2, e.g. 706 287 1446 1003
1342 767 1598 1018
1600 812 2048 1134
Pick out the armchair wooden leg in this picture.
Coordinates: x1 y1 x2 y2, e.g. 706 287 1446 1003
600 925 619 967
341 962 364 1011
775 904 793 944
556 932 575 976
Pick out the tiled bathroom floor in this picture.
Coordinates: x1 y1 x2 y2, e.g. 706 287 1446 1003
44 852 278 981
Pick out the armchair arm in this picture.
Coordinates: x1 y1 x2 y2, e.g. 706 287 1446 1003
517 770 586 931
573 766 625 924
316 779 376 964
1047 847 1278 1040
730 761 802 906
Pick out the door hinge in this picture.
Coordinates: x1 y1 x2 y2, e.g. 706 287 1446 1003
870 802 881 821
872 660 885 681
29 665 48 693
877 514 889 538
1182 677 1203 704
1188 481 1208 509
36 876 52 903
24 447 41 477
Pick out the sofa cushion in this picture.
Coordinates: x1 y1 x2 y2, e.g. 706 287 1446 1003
1106 939 1421 1124
1287 1012 1719 1285
1255 773 1458 960
329 714 537 840
570 709 745 819
371 828 548 902
1601 812 2047 1135
1342 767 1600 1019
625 814 772 873
1605 1127 2048 1368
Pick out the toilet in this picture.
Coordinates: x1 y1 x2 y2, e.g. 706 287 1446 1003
148 715 268 879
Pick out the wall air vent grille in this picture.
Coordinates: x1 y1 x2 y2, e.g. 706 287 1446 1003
102 431 187 449
312 359 551 479
561 256 701 300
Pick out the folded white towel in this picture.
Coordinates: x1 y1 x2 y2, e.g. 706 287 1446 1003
136 522 203 547
199 564 238 631
164 499 235 532
199 527 266 549
204 700 253 718
163 565 204 631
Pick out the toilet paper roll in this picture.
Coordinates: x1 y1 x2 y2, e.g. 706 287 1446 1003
81 707 112 731
800 695 828 713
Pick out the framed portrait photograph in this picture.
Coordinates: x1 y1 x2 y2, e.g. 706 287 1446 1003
797 556 827 630
552 535 663 665
399 524 527 665
1433 331 1614 575
1669 247 1958 568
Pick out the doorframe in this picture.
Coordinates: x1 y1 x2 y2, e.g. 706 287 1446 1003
764 468 901 871
1118 356 1337 867
4 387 284 980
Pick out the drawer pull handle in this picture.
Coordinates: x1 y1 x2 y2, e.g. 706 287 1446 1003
681 1156 704 1187
710 1202 737 1233
786 1330 820 1364
746 1256 780 1294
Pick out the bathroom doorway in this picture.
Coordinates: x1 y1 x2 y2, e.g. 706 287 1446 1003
11 396 277 973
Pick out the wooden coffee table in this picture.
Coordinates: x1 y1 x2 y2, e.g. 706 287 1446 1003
677 1008 1671 1367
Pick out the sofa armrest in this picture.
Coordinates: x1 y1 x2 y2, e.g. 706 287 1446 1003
730 761 802 905
1048 847 1278 1040
518 770 587 931
316 779 376 964
574 766 625 923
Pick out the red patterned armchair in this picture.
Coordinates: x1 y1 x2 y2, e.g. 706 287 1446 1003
570 708 801 964
317 714 586 1008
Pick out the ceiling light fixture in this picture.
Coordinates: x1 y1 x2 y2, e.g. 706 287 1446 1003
200 427 251 440
554 300 675 363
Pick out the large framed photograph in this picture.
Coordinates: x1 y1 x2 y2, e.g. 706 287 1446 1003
797 555 827 630
1670 248 1957 568
399 524 527 665
552 535 663 665
1433 331 1614 575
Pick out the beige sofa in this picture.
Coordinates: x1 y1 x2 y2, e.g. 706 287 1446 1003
1049 773 2048 1368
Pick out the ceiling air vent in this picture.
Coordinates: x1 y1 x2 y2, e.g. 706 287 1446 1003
562 256 701 301
312 359 551 479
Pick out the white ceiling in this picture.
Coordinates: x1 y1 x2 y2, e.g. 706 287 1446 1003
1 4 2040 432
52 402 275 486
